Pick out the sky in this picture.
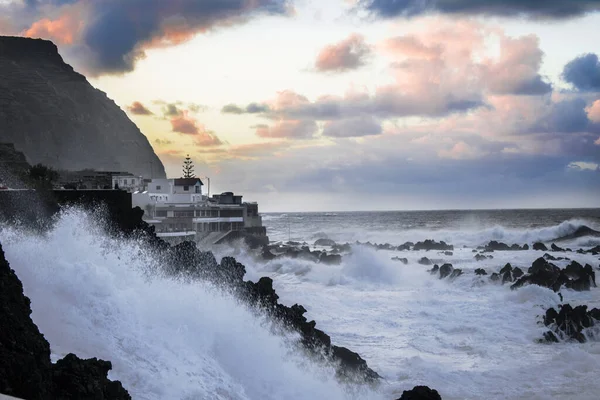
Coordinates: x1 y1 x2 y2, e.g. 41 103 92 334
1 0 600 211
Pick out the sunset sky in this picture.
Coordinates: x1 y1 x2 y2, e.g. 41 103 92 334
1 0 600 211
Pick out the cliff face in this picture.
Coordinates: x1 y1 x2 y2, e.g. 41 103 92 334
0 36 166 178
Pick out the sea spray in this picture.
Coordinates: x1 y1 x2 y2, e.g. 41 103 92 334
0 209 384 400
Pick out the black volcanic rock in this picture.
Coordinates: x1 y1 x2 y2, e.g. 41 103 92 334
439 263 454 279
475 268 487 275
512 267 524 279
541 304 600 343
474 254 487 261
0 240 130 399
551 243 566 252
511 258 596 292
413 240 453 251
0 36 165 178
397 385 442 400
319 253 342 265
418 257 433 265
484 241 526 251
533 242 548 251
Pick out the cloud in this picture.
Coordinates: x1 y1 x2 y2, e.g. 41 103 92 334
529 98 592 133
233 21 555 123
562 53 600 92
358 0 600 19
2 0 294 76
315 33 372 72
322 115 382 137
588 100 600 123
171 112 200 135
23 4 84 45
221 103 270 114
438 141 486 160
568 161 599 171
154 138 173 146
126 101 153 115
482 35 552 95
254 120 317 139
194 130 223 147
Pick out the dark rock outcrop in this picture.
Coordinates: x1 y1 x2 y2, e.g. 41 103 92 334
418 257 433 265
396 385 442 400
319 252 342 265
413 240 453 251
0 36 165 178
439 263 454 279
0 241 130 399
474 254 487 261
475 268 487 275
541 304 600 343
484 241 527 251
533 242 548 251
551 243 565 252
511 258 596 292
392 257 409 264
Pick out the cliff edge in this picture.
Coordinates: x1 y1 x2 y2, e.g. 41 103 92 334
0 36 166 178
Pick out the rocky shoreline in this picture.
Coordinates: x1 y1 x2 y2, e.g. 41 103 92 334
0 201 442 399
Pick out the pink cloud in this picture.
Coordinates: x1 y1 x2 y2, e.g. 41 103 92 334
22 6 84 45
315 33 371 72
127 101 153 115
438 141 486 160
255 120 317 139
171 111 201 135
586 100 600 123
194 131 223 147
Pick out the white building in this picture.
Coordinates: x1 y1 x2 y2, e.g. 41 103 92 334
132 178 265 245
112 174 144 192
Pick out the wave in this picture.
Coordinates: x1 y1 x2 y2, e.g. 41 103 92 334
0 209 383 400
266 218 600 247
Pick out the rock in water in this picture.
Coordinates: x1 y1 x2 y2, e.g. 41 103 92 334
396 385 442 400
0 36 165 178
0 240 130 399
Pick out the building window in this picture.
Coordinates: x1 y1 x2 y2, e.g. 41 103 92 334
155 210 167 217
183 185 189 191
156 185 161 190
195 186 200 193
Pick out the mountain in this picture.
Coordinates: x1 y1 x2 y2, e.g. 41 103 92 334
0 36 166 179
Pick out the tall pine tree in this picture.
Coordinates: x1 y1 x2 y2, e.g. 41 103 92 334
182 155 195 178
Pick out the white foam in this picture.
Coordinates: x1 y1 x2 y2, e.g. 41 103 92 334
0 209 383 400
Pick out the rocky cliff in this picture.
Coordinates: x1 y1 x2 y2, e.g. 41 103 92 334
0 36 166 178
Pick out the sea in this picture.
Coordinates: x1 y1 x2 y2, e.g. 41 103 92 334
1 208 600 400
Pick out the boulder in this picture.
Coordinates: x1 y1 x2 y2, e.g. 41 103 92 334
551 243 565 252
449 268 463 279
511 258 595 292
499 263 513 275
474 254 487 262
0 241 130 399
413 240 454 251
392 257 409 264
533 242 548 251
396 385 442 400
512 267 524 279
319 253 342 265
418 257 433 266
439 263 454 279
475 268 487 275
541 304 600 343
490 272 501 282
